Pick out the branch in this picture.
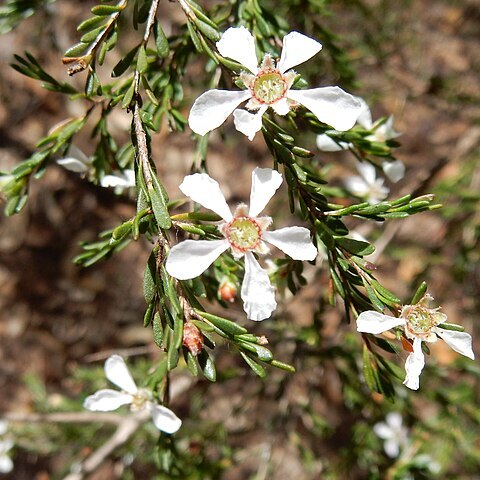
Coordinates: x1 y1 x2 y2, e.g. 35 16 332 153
3 412 123 424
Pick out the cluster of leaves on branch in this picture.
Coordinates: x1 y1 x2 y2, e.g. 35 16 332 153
0 0 469 397
0 2 477 477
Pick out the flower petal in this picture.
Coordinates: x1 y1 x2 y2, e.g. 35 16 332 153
287 86 362 131
435 329 475 360
373 422 392 440
233 107 266 141
101 170 135 188
277 31 322 74
216 26 259 73
356 311 405 334
263 227 317 261
104 355 138 394
403 338 425 390
179 173 233 221
0 452 13 473
83 389 133 411
248 167 283 217
0 421 7 436
148 403 182 434
316 133 350 152
241 252 277 321
166 239 230 280
189 89 251 136
386 412 403 429
356 161 377 184
382 160 405 183
345 176 369 197
384 439 400 458
271 97 290 116
56 157 90 173
355 97 373 129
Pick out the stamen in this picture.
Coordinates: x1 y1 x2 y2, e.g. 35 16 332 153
225 216 261 252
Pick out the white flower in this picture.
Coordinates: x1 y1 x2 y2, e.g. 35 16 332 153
166 167 317 321
345 161 389 204
56 145 92 173
189 26 362 140
83 355 182 434
0 421 13 474
316 98 405 182
100 170 136 192
373 412 409 458
357 294 475 390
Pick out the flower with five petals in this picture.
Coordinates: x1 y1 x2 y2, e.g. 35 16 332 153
316 97 405 182
189 26 362 140
356 294 474 390
166 167 317 321
83 355 182 434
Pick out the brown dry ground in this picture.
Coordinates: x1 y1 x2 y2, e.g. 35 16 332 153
0 0 479 478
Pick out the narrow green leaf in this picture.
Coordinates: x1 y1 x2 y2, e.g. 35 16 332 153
91 5 123 15
198 351 216 381
335 236 375 256
136 44 149 74
237 341 273 362
152 311 163 348
143 251 157 304
239 352 266 378
411 281 427 304
77 15 105 32
195 310 248 336
154 22 169 58
143 302 154 327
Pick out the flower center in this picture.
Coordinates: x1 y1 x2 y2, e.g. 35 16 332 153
130 388 151 412
253 71 287 104
402 305 437 338
225 216 261 251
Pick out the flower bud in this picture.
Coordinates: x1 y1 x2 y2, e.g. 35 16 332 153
182 323 204 356
218 278 237 303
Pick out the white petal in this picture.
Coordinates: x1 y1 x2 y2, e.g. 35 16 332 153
271 97 291 116
148 403 182 434
189 89 251 136
403 338 425 390
435 329 475 360
0 439 13 454
248 167 283 217
179 173 233 221
386 412 403 429
382 160 405 183
373 422 393 440
104 355 138 394
166 239 230 280
0 454 13 473
384 439 400 458
356 161 377 184
241 252 277 321
355 97 373 129
216 26 259 73
356 311 405 334
263 227 317 261
277 31 322 74
101 172 135 188
316 133 349 152
345 176 369 197
287 86 362 131
83 389 133 411
56 157 90 173
0 421 7 436
233 107 266 141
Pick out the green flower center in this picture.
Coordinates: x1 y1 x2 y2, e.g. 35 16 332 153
403 306 436 336
226 217 261 251
253 71 287 104
130 388 150 412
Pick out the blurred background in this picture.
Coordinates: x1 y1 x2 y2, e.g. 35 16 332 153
0 0 479 478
